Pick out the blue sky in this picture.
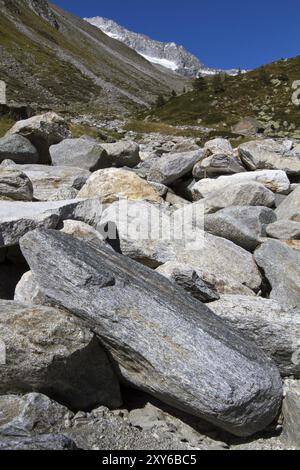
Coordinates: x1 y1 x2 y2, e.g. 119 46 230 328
55 0 300 69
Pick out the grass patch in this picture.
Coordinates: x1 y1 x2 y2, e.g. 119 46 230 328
0 116 15 138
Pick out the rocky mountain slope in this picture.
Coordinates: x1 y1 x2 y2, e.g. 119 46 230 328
147 55 300 139
0 0 187 115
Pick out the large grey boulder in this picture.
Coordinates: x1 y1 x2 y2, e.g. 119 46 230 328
147 150 203 185
50 138 110 172
100 200 262 295
0 135 39 164
275 186 300 221
282 382 300 449
202 182 276 213
100 141 141 168
5 112 71 164
203 138 233 157
0 300 121 410
156 262 220 302
210 295 300 378
205 206 276 251
0 198 104 247
193 154 245 178
192 170 290 200
254 240 300 309
239 139 300 176
266 220 300 240
0 393 68 436
0 168 33 201
20 229 282 437
10 164 90 201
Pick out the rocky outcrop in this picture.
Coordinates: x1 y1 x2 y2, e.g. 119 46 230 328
20 229 282 437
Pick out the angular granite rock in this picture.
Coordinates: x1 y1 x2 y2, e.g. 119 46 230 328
100 141 141 168
210 295 300 378
282 382 300 449
275 186 300 221
0 300 121 410
193 154 245 178
266 220 300 240
20 229 282 436
50 138 110 171
0 168 33 201
147 150 203 185
0 135 39 164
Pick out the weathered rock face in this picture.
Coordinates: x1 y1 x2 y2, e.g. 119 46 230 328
100 200 262 295
78 168 163 203
5 112 71 164
192 170 290 200
10 164 90 201
210 295 300 378
0 300 121 410
0 434 79 450
239 139 300 176
203 138 233 157
0 198 104 247
20 229 282 437
156 262 220 302
202 182 276 213
204 206 276 251
0 168 33 201
50 138 110 172
100 141 141 168
61 220 113 251
147 150 203 185
193 153 246 178
254 240 300 309
0 393 68 436
282 382 300 448
14 271 45 305
266 220 300 240
275 186 300 220
0 135 39 164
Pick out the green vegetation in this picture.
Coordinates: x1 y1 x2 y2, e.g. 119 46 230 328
146 56 300 137
70 123 124 141
0 116 15 138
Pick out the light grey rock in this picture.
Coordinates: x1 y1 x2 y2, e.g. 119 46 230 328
100 200 262 295
0 393 68 436
282 382 300 448
254 240 300 309
0 135 39 164
100 141 141 167
205 206 276 251
5 112 71 164
210 295 300 378
275 186 300 221
0 434 79 450
239 139 300 176
14 271 45 305
50 138 110 171
48 186 79 201
202 182 276 213
0 168 33 201
0 300 122 410
192 170 290 200
193 153 245 178
165 191 190 209
0 198 104 247
61 220 113 251
11 164 90 201
266 220 300 240
20 228 282 437
203 138 233 157
232 117 264 136
147 150 203 185
156 262 219 302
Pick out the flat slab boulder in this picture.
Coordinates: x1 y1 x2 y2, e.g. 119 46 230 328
239 139 300 176
147 150 203 185
0 167 33 201
5 112 71 164
50 138 111 171
192 169 290 200
254 240 300 309
78 168 163 204
210 295 300 378
0 135 39 164
193 154 245 178
0 300 121 410
266 220 300 240
20 229 282 436
10 164 90 201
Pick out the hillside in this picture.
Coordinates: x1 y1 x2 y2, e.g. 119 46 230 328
146 56 300 138
0 0 187 115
